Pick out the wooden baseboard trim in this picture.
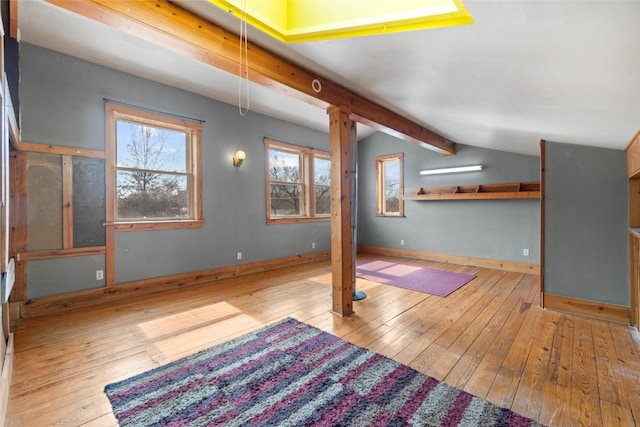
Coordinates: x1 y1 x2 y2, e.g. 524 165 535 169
357 245 540 275
0 334 14 427
20 251 330 319
544 293 631 324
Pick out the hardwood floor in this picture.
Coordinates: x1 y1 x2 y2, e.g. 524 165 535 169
6 256 640 426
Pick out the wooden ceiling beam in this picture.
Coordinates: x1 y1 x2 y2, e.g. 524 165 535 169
45 0 456 155
9 0 19 39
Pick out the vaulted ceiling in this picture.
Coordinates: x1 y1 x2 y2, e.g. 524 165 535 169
17 0 640 156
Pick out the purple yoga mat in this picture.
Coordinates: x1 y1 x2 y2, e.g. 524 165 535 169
355 260 475 297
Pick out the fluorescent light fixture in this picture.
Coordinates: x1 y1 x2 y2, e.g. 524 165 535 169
419 165 483 176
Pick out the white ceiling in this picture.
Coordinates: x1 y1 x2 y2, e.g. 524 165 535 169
17 0 640 156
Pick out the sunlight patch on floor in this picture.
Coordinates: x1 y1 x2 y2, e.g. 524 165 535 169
137 302 243 340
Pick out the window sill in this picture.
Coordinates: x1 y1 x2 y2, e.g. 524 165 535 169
109 220 204 231
376 214 406 218
267 216 330 225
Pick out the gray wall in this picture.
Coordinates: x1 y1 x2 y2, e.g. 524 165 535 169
21 43 331 298
544 141 629 306
29 44 625 306
358 133 541 264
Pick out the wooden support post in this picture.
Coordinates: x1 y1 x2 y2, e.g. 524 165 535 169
329 107 355 317
62 155 73 249
105 104 116 287
9 151 26 302
105 224 115 287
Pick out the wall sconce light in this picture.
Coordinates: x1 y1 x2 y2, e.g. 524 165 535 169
233 150 246 167
419 165 483 176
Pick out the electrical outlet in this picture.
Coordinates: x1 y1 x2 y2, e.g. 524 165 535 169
96 270 104 280
237 252 242 260
522 248 529 256
400 239 405 246
312 242 316 249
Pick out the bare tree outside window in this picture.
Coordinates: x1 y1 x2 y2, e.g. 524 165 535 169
106 102 202 230
269 149 303 216
384 161 400 213
116 120 189 220
314 156 331 215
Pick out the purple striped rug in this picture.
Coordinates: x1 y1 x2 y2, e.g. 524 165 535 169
104 318 544 426
356 260 475 297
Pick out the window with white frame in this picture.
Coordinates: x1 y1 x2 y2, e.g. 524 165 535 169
265 138 330 224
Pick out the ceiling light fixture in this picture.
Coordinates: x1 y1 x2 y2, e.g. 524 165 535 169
419 165 483 175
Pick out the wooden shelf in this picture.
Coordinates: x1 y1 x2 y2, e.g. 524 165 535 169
627 129 640 327
403 182 541 201
626 129 640 177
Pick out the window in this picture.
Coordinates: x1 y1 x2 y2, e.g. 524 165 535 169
25 149 106 253
314 156 331 215
376 153 404 216
265 138 330 224
106 103 202 230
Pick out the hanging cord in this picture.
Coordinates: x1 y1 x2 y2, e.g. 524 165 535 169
238 0 250 116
